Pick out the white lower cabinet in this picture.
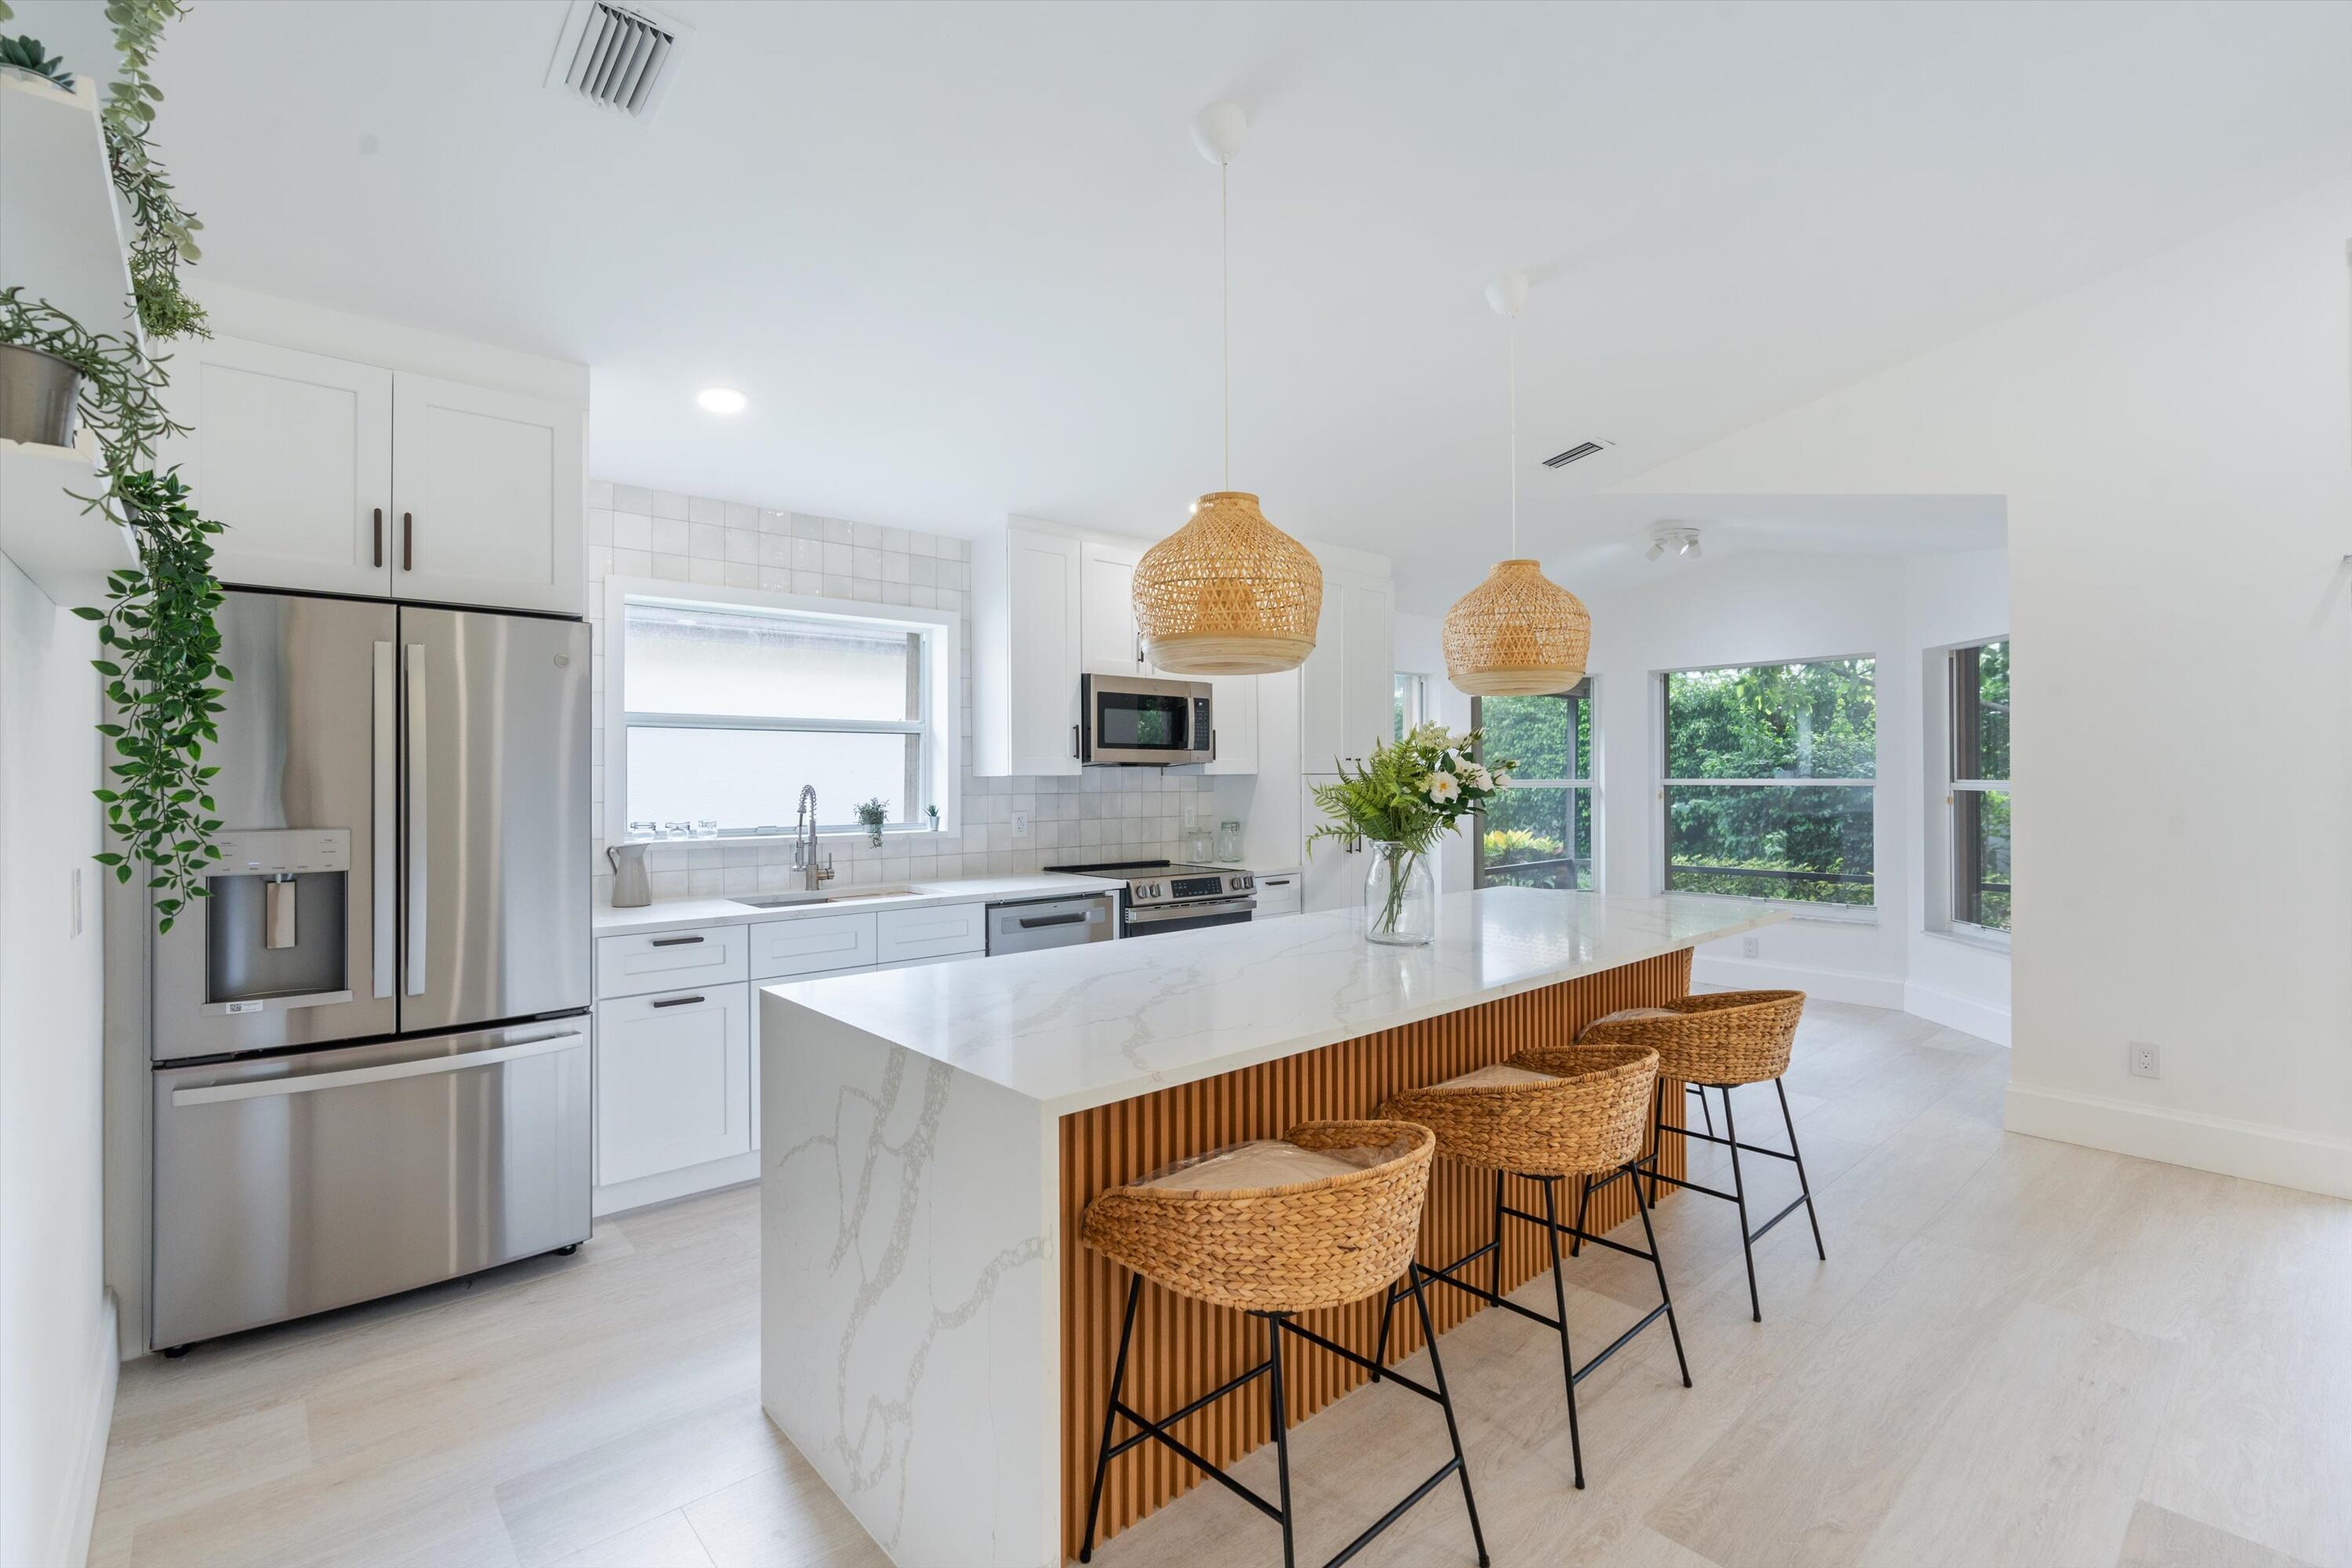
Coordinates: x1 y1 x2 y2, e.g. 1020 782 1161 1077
1253 871 1304 918
593 983 750 1185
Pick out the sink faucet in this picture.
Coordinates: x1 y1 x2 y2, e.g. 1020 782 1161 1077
792 786 833 891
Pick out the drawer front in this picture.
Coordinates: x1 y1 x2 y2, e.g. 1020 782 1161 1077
875 902 986 964
594 984 750 1185
595 924 749 999
750 912 878 980
1254 874 1302 918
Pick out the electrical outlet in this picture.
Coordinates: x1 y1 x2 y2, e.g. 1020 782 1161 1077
2129 1040 2161 1080
1011 811 1030 839
1740 934 1760 959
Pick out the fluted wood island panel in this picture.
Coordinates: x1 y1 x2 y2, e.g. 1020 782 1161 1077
761 888 1784 1568
1058 949 1691 1558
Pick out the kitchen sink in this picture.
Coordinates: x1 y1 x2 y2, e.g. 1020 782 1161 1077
731 886 915 909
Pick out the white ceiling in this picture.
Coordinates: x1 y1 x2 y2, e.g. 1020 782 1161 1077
20 1 2352 609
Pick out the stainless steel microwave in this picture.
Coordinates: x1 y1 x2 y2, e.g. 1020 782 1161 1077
1080 673 1214 765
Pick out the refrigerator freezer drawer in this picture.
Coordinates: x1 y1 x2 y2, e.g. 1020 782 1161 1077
151 1021 591 1348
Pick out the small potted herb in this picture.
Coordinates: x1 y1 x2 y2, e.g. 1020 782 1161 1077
855 797 889 848
926 804 939 831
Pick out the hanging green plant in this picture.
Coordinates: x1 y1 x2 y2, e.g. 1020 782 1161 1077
80 470 227 931
102 0 209 343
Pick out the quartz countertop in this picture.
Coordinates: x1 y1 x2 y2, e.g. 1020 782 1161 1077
766 886 1788 1113
593 871 1124 937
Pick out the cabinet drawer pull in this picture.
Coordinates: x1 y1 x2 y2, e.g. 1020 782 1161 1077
372 506 384 568
649 935 705 947
1264 878 1292 886
651 994 706 1009
402 511 414 572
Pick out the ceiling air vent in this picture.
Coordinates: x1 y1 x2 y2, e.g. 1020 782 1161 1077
544 1 691 122
1541 439 1616 470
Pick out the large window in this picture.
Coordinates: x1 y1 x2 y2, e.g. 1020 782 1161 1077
1948 640 2011 931
1662 658 1875 907
1393 671 1430 741
615 593 949 836
1473 682 1592 890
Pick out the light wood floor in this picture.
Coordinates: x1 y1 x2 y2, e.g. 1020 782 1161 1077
89 999 2350 1568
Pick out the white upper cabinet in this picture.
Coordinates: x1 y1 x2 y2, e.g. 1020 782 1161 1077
158 334 585 615
390 375 585 615
1300 575 1395 772
1203 673 1258 775
1078 540 1153 676
162 337 394 599
972 522 1083 775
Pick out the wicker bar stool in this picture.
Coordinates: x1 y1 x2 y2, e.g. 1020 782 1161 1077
1374 1046 1689 1490
1579 991 1824 1323
1076 1120 1488 1568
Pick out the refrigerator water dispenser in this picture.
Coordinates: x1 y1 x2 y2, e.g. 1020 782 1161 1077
205 829 352 1009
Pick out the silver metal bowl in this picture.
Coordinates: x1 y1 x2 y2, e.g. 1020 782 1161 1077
0 343 82 448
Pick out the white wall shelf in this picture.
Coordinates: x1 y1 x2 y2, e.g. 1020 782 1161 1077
0 70 141 346
0 437 136 608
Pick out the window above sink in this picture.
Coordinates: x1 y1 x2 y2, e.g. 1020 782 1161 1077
604 578 959 843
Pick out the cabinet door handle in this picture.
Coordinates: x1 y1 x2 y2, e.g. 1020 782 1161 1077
402 512 414 572
372 507 384 568
651 994 706 1009
1070 724 1080 760
649 935 705 948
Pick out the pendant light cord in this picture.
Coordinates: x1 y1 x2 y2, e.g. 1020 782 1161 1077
1508 308 1519 557
1221 158 1231 491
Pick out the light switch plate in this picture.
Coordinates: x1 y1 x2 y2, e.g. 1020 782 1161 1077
2129 1040 2161 1080
1741 934 1760 959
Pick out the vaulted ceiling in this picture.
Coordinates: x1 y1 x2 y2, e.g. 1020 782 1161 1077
20 1 2352 605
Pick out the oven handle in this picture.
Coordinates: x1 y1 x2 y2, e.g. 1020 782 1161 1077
1125 898 1256 926
169 1031 586 1106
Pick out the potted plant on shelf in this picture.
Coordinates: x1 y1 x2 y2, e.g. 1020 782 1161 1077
1308 724 1513 946
855 797 889 848
926 803 939 832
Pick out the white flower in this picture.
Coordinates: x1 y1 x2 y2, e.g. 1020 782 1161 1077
1489 767 1512 789
1463 763 1494 791
1424 771 1461 805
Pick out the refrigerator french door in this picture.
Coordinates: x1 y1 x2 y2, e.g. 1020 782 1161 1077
150 590 592 1349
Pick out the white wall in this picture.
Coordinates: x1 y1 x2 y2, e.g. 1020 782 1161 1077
0 558 114 1568
586 482 1207 905
1612 173 2352 1196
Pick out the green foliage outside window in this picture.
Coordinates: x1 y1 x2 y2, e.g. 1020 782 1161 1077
1664 659 1876 906
1473 691 1592 891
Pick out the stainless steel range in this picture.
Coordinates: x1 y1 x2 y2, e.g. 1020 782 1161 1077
1044 858 1255 936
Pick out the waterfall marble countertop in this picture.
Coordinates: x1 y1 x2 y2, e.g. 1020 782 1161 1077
768 886 1787 1115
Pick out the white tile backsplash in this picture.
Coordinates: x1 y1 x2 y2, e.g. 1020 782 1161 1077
590 478 1201 903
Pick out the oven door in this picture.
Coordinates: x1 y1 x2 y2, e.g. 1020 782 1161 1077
1124 897 1256 936
1083 674 1212 765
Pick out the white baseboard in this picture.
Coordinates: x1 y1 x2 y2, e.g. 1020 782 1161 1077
1689 953 1906 1010
593 1150 760 1218
55 1292 119 1568
2005 1082 2352 1200
1901 980 2011 1047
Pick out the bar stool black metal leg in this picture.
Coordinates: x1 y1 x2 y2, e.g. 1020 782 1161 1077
1777 1077 1826 1261
1407 1262 1491 1567
1720 1086 1762 1323
1647 1078 1667 1205
1490 1168 1507 1304
1371 1272 1398 1383
1539 1176 1586 1488
1266 1311 1296 1568
1079 1275 1142 1563
1569 1173 1592 1258
1626 1158 1692 1388
1690 1080 1715 1137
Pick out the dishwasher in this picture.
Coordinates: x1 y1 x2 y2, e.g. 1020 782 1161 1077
985 891 1116 954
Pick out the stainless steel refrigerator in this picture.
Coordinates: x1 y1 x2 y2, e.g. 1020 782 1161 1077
147 589 593 1350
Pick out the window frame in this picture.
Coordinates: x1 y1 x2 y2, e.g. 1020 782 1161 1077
1655 653 1879 915
1392 670 1432 742
1471 678 1595 892
601 576 960 844
1938 637 2012 943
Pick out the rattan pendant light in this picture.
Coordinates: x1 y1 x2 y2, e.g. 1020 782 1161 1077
1131 103 1322 676
1442 273 1591 697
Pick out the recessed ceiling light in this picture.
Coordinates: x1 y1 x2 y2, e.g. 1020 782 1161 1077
696 387 746 415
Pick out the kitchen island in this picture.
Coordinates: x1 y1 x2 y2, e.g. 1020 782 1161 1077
760 887 1786 1568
